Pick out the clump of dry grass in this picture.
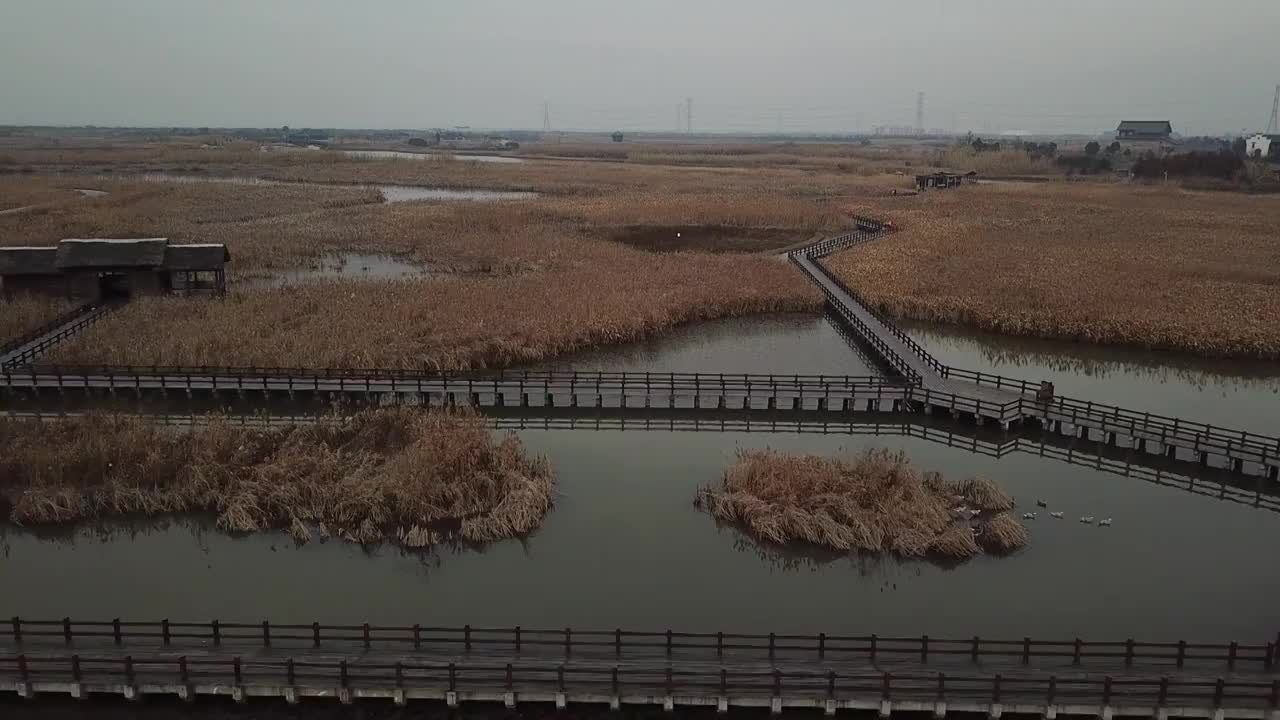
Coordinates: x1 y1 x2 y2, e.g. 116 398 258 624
695 448 1026 562
0 408 554 547
830 182 1280 359
0 296 75 342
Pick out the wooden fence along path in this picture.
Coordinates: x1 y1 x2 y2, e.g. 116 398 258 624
0 302 108 370
1 218 1279 481
3 620 1278 714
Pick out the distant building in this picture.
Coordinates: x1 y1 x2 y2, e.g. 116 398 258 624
1116 121 1173 141
915 171 973 191
611 131 625 143
0 238 229 302
1245 133 1278 159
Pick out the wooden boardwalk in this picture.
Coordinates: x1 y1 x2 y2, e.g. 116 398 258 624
1 220 1277 482
4 621 1277 714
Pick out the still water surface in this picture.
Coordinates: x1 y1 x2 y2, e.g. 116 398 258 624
140 174 537 203
3 314 1278 639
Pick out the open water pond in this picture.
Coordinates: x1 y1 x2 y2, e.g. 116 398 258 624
4 313 1278 640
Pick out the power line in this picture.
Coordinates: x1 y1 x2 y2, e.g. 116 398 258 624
1267 85 1279 135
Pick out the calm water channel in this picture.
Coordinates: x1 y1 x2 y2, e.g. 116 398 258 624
4 314 1279 640
140 174 537 203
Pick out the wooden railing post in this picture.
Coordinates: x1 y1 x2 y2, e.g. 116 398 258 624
413 623 421 650
564 627 572 655
363 623 371 650
63 617 72 645
464 624 471 651
829 670 837 698
17 654 28 685
1176 640 1186 668
233 657 242 685
870 634 878 662
665 629 672 657
71 655 82 683
1102 676 1112 705
1228 641 1237 670
992 674 1002 704
11 617 21 644
112 618 122 645
773 669 782 697
312 622 321 648
212 620 220 647
1157 676 1168 706
882 672 892 700
340 660 349 688
1214 678 1224 707
1073 638 1082 664
286 658 295 686
162 619 170 646
769 632 776 659
716 631 723 658
818 632 826 660
262 620 271 647
938 672 946 699
1047 675 1056 705
514 626 521 652
1124 638 1134 666
615 628 622 657
972 636 980 661
921 634 929 663
505 663 513 690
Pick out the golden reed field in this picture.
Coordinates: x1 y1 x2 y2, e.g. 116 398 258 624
0 408 553 547
829 182 1280 359
696 448 1026 561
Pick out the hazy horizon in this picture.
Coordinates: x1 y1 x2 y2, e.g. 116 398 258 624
2 0 1278 136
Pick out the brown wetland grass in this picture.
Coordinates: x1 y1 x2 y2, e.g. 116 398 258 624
695 448 1027 562
829 182 1280 359
0 408 554 548
0 296 75 342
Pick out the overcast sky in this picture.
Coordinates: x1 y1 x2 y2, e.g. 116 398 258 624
2 0 1277 136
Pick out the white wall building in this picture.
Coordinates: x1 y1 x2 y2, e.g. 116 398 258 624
1245 133 1276 158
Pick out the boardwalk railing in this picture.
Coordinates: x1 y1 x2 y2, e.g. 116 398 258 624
7 619 1274 672
3 653 1278 710
0 303 102 369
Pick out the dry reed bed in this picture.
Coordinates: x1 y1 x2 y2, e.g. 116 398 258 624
696 448 1027 561
833 183 1280 359
49 250 820 368
0 409 554 547
0 176 86 211
0 297 75 342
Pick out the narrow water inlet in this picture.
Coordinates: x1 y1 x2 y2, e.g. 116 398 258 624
137 173 538 203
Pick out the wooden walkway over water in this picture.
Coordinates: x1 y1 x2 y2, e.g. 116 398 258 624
1 219 1278 483
4 620 1277 716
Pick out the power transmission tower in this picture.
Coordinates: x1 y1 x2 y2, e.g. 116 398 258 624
676 104 683 133
916 92 925 135
1267 85 1279 135
686 97 693 133
542 103 551 132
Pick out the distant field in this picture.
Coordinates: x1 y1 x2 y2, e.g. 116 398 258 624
831 182 1280 359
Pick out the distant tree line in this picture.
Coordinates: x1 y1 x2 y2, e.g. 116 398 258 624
1131 149 1244 180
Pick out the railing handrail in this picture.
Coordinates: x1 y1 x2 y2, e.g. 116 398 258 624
3 651 1276 708
6 617 1274 671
